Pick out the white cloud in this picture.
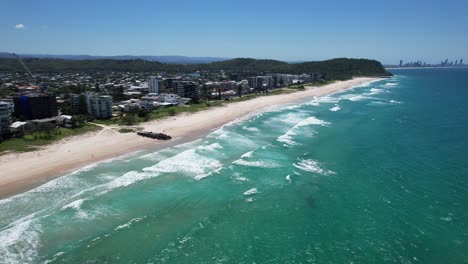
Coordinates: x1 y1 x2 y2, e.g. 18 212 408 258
15 24 25 29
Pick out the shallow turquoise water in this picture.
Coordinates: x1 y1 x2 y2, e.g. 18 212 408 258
1 68 467 263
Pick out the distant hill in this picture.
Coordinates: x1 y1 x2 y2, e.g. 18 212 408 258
0 53 229 64
0 57 391 80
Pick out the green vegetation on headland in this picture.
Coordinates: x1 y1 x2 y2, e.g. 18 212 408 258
0 123 100 155
0 58 391 80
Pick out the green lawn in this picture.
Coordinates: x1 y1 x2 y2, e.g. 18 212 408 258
0 124 101 155
118 128 135 133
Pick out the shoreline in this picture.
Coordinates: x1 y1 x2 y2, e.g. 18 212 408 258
0 77 383 199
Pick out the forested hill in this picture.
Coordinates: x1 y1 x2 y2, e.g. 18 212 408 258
0 57 391 80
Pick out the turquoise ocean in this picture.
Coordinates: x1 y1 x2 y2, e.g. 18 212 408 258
1 68 467 263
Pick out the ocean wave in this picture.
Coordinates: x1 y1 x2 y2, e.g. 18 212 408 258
241 150 255 159
197 142 223 152
384 82 398 87
243 188 258 196
368 101 389 106
232 159 280 168
306 95 340 106
106 171 155 189
140 147 223 182
389 100 403 104
293 158 336 175
368 88 385 95
61 199 84 211
114 217 144 231
194 166 223 181
0 218 41 264
232 173 248 182
277 116 330 146
61 199 89 219
277 129 297 146
242 126 260 132
329 104 341 112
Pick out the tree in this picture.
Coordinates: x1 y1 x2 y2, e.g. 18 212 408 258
123 113 138 125
95 83 100 93
237 84 242 98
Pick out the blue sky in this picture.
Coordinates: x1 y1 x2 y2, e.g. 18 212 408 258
2 0 467 64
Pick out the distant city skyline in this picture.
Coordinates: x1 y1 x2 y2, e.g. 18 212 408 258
2 0 468 64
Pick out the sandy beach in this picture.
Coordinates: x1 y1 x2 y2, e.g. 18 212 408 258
0 77 381 198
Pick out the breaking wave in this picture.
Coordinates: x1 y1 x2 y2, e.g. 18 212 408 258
277 117 330 146
293 158 336 175
329 104 341 112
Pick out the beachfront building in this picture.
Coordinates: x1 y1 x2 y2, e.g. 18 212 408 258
248 76 273 91
13 93 58 120
148 78 162 94
69 94 83 114
0 102 12 136
160 93 181 104
175 81 200 102
87 94 113 119
0 99 14 113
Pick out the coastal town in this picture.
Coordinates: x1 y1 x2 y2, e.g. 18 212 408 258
0 64 327 148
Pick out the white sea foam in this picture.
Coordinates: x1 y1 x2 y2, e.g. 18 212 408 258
293 159 336 175
0 219 41 264
368 88 385 95
368 101 389 106
141 147 223 181
242 126 260 132
232 159 280 168
243 188 258 196
106 171 154 189
329 104 341 112
194 166 223 181
61 199 84 211
232 173 248 182
348 95 367 101
115 217 144 231
241 150 255 159
197 142 223 152
286 175 292 183
277 130 297 146
389 100 403 104
245 197 254 203
277 116 330 146
384 82 398 87
61 199 89 219
306 95 340 106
